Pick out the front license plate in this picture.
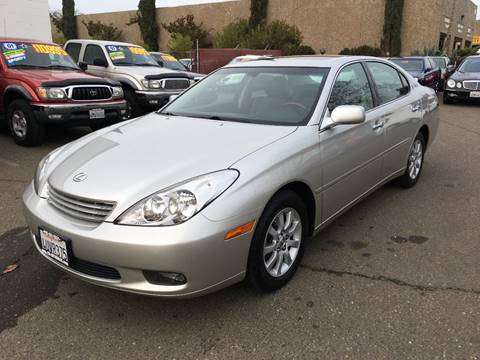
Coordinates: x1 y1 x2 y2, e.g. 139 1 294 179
470 91 480 98
39 228 70 266
89 108 105 119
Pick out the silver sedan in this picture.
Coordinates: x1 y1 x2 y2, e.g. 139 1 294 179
23 56 439 297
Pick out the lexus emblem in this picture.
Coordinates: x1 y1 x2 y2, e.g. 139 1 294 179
73 173 88 182
89 89 98 97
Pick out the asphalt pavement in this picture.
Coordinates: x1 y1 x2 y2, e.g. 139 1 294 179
0 100 479 359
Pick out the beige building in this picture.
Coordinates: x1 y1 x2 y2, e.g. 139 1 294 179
57 0 478 55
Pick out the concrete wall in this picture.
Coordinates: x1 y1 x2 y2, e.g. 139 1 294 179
1 0 52 41
62 0 478 55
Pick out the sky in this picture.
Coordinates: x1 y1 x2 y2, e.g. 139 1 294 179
49 0 480 18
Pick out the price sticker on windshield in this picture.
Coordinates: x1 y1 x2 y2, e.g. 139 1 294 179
161 55 177 62
32 44 67 56
129 47 149 55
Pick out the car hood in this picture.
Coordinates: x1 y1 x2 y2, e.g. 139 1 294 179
113 65 177 78
10 69 101 84
450 71 480 81
48 114 296 208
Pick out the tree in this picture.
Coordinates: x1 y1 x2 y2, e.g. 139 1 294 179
163 15 212 48
249 0 268 28
128 0 159 51
168 34 193 55
213 19 250 48
381 0 404 56
82 20 123 41
62 0 77 40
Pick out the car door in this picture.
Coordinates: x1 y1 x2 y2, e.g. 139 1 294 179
319 62 386 223
82 44 109 78
365 61 422 178
65 42 82 63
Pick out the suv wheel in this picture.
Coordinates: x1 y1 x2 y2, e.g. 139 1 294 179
7 99 45 146
246 190 308 292
124 88 143 119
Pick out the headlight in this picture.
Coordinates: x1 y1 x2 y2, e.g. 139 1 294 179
111 86 124 99
447 79 456 88
34 147 64 197
116 169 239 226
37 87 67 100
141 79 162 89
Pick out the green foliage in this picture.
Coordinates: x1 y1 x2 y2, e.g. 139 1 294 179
410 46 441 56
381 0 404 56
163 15 212 48
128 0 159 51
168 34 193 54
62 0 77 40
213 19 250 48
249 0 268 28
82 20 123 41
213 19 312 55
339 45 383 56
50 11 63 34
455 47 478 57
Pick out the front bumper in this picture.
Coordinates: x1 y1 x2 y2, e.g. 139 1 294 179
444 88 480 101
135 90 182 109
22 183 254 298
32 100 128 126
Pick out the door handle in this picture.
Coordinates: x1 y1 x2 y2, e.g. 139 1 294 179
372 119 385 130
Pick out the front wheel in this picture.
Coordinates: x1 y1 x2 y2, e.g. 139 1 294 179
246 190 308 292
123 88 143 119
7 99 45 146
394 132 425 188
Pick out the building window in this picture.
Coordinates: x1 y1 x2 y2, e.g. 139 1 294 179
438 33 447 51
444 17 451 29
457 24 464 34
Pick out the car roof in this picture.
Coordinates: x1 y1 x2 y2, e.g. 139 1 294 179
0 37 55 45
66 39 143 47
390 56 427 60
225 55 387 68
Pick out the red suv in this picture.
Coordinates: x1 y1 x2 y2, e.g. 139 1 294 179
0 38 127 146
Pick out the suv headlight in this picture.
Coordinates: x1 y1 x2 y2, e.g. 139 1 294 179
37 87 67 100
115 170 239 226
447 79 456 88
141 79 162 89
111 86 124 99
34 146 64 197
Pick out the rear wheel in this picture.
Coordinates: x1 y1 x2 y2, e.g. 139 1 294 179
7 99 45 146
247 190 308 292
394 132 425 188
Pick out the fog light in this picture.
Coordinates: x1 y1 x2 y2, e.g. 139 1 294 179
143 270 187 285
48 114 63 120
120 109 126 115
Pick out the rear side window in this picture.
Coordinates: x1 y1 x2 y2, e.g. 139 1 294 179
65 43 81 62
83 44 107 65
328 63 374 112
366 62 407 105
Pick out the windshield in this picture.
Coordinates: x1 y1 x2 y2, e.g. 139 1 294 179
1 42 78 69
106 45 158 66
161 67 329 126
458 58 480 73
391 59 424 72
432 58 447 69
152 53 187 71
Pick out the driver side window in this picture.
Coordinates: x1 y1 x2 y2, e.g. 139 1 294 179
328 63 374 112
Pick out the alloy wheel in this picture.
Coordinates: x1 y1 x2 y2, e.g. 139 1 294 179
408 139 423 180
11 110 27 139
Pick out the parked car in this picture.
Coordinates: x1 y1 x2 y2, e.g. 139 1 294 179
179 58 192 71
23 56 439 297
64 40 194 118
0 38 127 146
149 52 204 81
443 55 480 104
390 56 441 92
229 55 274 64
431 56 455 89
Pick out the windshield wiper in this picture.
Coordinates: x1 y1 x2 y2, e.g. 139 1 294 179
194 115 253 123
9 64 46 69
114 61 136 66
158 111 179 116
45 65 78 70
137 63 158 67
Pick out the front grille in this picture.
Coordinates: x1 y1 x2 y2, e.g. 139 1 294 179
163 79 190 90
71 86 112 100
72 258 121 280
47 185 116 223
463 81 480 91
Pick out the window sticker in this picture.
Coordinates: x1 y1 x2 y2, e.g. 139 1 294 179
109 51 126 60
3 48 27 64
161 55 177 62
107 45 118 52
32 44 67 56
129 47 149 55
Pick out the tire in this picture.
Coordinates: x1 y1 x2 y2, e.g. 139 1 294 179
7 99 45 146
394 132 425 188
123 88 143 119
90 123 107 132
246 190 308 292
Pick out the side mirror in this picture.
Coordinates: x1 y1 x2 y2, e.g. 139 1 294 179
78 61 88 71
331 105 366 126
93 58 108 67
157 60 164 67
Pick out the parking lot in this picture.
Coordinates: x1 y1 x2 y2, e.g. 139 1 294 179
0 99 479 359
